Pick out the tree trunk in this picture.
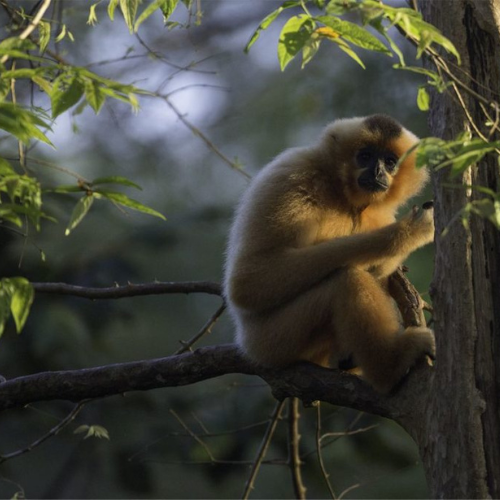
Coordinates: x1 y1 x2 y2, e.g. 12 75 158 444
413 1 500 497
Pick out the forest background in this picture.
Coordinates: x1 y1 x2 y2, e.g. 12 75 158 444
0 1 438 498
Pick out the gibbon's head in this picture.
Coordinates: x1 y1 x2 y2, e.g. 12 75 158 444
321 114 427 207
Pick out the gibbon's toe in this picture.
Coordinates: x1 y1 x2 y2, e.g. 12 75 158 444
426 347 436 361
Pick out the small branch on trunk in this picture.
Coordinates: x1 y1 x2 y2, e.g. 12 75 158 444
388 268 427 328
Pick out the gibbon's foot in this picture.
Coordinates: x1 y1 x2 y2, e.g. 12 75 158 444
404 326 436 362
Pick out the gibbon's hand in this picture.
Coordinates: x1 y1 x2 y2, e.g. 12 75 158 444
401 202 435 245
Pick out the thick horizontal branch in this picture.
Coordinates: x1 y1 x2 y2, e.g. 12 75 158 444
0 344 430 423
32 281 222 299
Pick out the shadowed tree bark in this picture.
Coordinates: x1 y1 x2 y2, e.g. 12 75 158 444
413 1 500 498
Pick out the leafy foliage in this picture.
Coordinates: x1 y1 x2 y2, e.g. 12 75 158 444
0 278 34 336
49 176 166 235
104 0 194 32
246 0 456 102
417 136 500 230
0 1 170 341
74 424 111 440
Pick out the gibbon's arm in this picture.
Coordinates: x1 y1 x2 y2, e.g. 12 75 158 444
229 206 433 313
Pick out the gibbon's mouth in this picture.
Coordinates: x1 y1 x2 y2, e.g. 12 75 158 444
357 177 389 192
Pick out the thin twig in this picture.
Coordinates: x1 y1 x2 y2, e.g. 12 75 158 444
0 400 88 465
302 412 365 459
162 96 251 179
288 397 307 499
32 280 222 299
128 418 272 463
175 303 226 354
135 33 216 76
338 483 361 500
242 400 286 500
316 403 337 499
141 458 287 466
169 409 216 462
321 424 379 441
191 411 210 435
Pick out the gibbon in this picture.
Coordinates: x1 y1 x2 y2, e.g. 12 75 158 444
224 114 435 393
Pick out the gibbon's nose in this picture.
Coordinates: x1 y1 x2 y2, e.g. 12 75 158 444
375 162 384 177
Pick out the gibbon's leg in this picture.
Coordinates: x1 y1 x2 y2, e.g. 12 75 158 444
332 268 435 393
236 278 342 369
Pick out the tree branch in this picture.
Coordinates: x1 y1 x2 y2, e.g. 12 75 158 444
0 344 431 424
32 281 222 299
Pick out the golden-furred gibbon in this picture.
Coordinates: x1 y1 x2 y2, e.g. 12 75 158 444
224 114 435 393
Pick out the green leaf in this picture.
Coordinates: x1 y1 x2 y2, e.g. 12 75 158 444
160 0 180 21
278 15 315 71
0 102 53 147
468 199 500 229
83 79 106 113
0 78 9 100
370 19 405 65
9 278 34 333
91 176 142 190
38 21 51 52
0 36 44 62
316 15 391 54
1 68 39 79
74 424 110 440
330 37 365 68
32 75 53 94
0 287 12 338
362 1 460 62
51 75 85 118
65 194 95 235
0 157 15 175
55 24 67 43
302 35 320 68
135 0 165 31
108 0 120 20
96 189 166 220
326 0 358 15
417 85 430 111
0 38 37 52
88 3 99 25
245 1 300 53
120 0 141 33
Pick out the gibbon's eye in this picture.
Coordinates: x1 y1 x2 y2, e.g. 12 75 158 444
357 149 372 162
385 154 398 172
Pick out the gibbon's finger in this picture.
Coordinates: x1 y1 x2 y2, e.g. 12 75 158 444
422 201 434 210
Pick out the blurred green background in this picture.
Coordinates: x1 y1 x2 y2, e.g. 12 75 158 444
0 1 433 498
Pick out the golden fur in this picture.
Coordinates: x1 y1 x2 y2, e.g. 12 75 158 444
224 115 435 393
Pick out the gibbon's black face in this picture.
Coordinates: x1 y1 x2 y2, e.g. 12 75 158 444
356 146 399 192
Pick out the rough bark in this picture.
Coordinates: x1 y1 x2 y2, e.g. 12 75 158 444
0 342 432 419
415 1 500 498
